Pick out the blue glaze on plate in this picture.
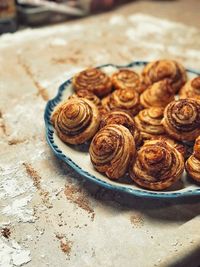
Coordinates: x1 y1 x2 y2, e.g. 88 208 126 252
44 61 200 199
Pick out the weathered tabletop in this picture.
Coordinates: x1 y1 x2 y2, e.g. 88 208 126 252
0 6 200 267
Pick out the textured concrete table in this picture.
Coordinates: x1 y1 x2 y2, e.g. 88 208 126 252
1 6 200 267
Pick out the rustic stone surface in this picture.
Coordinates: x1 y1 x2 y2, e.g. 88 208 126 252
0 7 200 267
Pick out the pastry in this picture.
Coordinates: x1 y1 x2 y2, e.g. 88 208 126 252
73 68 112 97
51 98 100 144
102 88 141 116
134 107 165 140
155 136 187 159
129 139 184 190
69 89 101 107
100 111 141 145
162 99 200 141
142 59 187 93
89 124 135 179
111 69 144 93
185 136 200 182
140 80 175 108
179 77 200 101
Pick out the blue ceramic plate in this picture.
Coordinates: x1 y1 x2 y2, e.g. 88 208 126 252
44 61 200 198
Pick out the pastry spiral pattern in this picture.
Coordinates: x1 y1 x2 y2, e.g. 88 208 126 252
155 136 187 159
69 89 101 107
89 124 135 179
179 77 200 101
140 80 175 108
111 69 144 93
142 59 187 93
162 99 200 141
134 107 165 140
73 68 112 97
102 88 141 116
129 140 184 190
186 136 200 182
52 98 100 144
100 111 141 146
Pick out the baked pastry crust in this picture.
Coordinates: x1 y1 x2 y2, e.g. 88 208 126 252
111 69 144 93
186 136 200 182
155 136 187 159
142 59 187 93
129 140 184 190
89 124 135 179
140 80 175 108
69 89 101 107
100 111 141 146
179 77 200 101
134 107 165 140
51 98 100 144
101 88 141 116
73 68 112 97
162 99 200 141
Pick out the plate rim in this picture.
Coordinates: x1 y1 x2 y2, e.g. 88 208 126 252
44 60 200 199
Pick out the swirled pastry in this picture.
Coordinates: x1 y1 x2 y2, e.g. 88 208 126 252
100 111 141 146
134 107 165 140
69 89 101 107
102 88 141 116
179 77 200 101
129 140 184 190
186 136 200 182
73 68 112 97
140 80 175 108
52 98 100 144
111 69 144 94
89 124 135 179
142 59 187 93
155 136 187 159
162 99 200 141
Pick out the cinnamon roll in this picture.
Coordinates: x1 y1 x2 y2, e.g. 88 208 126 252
134 107 165 140
102 88 141 116
129 140 184 190
186 136 200 182
89 124 135 180
69 89 101 107
140 80 175 108
111 69 144 93
52 98 100 144
142 59 187 93
100 111 141 146
162 99 200 141
179 77 200 101
73 68 112 97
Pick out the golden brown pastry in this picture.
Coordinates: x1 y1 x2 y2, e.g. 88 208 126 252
101 88 141 116
73 68 112 97
129 139 184 190
162 99 200 141
140 80 175 108
179 77 200 101
69 89 101 107
142 59 187 93
100 111 141 146
185 136 200 182
89 124 135 180
134 107 165 140
111 69 144 94
155 136 187 159
51 98 100 144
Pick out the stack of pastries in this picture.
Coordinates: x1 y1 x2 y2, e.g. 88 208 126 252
51 60 200 191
